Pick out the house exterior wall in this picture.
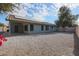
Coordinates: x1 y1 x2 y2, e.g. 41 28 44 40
9 21 54 34
23 24 54 34
32 24 42 33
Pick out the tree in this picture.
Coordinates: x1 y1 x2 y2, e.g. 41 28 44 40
55 6 77 27
0 23 4 27
0 3 19 14
0 4 19 32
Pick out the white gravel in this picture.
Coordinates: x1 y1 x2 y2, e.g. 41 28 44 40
0 33 74 56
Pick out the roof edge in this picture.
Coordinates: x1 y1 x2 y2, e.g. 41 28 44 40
7 15 54 25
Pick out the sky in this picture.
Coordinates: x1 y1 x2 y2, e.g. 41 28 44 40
0 3 79 25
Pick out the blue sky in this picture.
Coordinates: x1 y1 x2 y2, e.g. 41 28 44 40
0 3 79 25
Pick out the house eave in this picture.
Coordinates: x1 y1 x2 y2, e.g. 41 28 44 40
7 15 54 26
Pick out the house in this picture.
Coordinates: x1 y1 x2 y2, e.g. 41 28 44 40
6 15 55 34
0 24 9 33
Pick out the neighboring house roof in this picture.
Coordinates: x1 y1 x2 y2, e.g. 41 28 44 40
6 15 54 26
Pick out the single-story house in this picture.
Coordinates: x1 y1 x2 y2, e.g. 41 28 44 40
6 15 55 34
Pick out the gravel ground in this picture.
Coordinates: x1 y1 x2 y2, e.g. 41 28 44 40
0 33 74 56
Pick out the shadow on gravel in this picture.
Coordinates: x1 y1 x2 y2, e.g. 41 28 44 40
73 32 79 56
2 31 74 37
3 32 58 37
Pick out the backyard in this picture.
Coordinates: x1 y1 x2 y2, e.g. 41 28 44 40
0 32 77 56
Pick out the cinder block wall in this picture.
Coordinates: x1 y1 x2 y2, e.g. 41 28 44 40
75 25 79 38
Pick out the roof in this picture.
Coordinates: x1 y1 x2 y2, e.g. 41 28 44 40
6 15 54 26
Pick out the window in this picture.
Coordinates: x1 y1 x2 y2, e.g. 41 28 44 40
41 25 44 31
24 25 28 31
51 26 53 30
30 24 34 31
45 25 49 31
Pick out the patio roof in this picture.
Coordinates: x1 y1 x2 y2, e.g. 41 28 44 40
6 15 54 26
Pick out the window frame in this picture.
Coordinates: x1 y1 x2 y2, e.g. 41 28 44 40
24 25 28 31
30 24 34 31
45 25 49 31
41 25 44 31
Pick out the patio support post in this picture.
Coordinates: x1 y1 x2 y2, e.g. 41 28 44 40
28 24 30 33
44 25 46 32
9 22 11 33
